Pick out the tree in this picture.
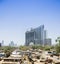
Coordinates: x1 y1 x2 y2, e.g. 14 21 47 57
44 45 51 51
19 46 30 51
0 46 16 57
31 45 44 50
56 37 60 44
55 37 60 53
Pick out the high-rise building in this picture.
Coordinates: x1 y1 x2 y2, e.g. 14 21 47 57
9 41 15 47
44 30 47 40
25 25 50 46
1 40 4 46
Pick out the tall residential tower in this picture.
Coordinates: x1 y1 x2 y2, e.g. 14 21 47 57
25 25 51 46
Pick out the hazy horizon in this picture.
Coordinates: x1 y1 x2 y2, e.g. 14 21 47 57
0 0 60 46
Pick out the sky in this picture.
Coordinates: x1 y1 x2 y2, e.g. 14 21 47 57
0 0 60 46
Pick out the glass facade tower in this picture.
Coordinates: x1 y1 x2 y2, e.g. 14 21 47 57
25 25 51 46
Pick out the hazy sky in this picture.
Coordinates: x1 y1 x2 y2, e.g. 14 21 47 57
0 0 60 45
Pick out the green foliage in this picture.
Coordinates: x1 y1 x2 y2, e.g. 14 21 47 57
19 46 29 51
44 45 51 51
31 45 37 49
31 45 44 50
31 45 54 50
50 46 54 49
55 44 60 53
19 45 53 51
55 37 60 53
0 46 16 57
56 37 60 44
19 45 44 50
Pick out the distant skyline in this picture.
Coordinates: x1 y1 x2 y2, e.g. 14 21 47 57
0 0 60 45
